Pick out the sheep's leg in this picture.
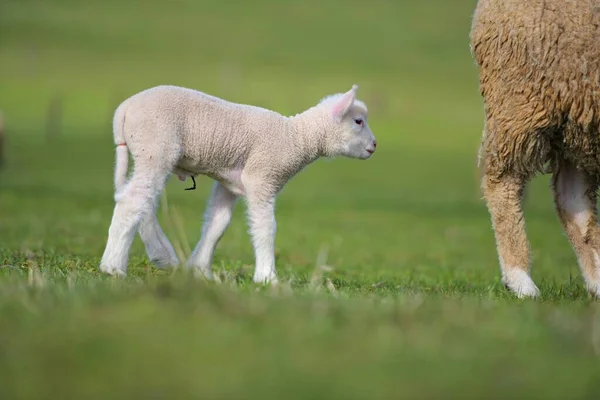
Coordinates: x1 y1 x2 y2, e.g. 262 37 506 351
245 193 277 284
187 182 238 279
552 159 600 297
100 171 168 276
483 174 540 298
138 212 179 268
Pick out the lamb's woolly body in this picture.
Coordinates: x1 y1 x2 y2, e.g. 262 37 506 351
100 84 376 283
114 86 370 195
471 0 600 298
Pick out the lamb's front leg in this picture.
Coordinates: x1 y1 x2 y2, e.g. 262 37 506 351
245 193 278 284
187 182 238 279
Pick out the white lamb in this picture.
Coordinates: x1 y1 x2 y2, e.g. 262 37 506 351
99 84 377 283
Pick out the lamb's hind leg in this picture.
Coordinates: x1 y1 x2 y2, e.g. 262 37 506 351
483 174 540 298
187 182 238 279
100 170 170 276
552 159 600 297
138 212 179 268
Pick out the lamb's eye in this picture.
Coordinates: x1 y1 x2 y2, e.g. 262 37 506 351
354 118 363 126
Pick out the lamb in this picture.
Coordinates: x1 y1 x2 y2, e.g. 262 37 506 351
471 0 600 298
99 84 377 283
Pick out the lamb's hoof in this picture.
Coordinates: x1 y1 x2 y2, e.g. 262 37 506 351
149 256 180 269
253 271 278 285
189 266 214 281
99 263 126 277
502 269 540 298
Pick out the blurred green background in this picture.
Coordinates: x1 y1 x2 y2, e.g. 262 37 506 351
1 0 600 398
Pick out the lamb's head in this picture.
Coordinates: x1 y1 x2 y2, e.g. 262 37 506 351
319 84 376 160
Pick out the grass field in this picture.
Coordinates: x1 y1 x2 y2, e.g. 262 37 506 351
2 0 600 398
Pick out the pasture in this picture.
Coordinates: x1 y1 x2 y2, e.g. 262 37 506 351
1 0 600 398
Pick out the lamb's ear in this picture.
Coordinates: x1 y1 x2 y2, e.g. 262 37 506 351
331 84 358 122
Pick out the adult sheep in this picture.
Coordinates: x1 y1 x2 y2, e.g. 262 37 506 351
471 0 600 298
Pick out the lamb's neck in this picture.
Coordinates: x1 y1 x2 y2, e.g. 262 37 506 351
288 107 327 165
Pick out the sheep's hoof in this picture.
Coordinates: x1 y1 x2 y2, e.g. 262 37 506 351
502 269 540 299
587 282 600 299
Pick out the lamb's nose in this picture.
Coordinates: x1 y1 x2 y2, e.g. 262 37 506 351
373 141 377 148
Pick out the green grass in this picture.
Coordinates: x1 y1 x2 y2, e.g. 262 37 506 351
1 0 600 398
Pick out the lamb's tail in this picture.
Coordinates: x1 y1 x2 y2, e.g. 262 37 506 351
113 102 129 198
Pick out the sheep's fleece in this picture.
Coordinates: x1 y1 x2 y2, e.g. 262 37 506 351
99 84 377 283
471 0 600 298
